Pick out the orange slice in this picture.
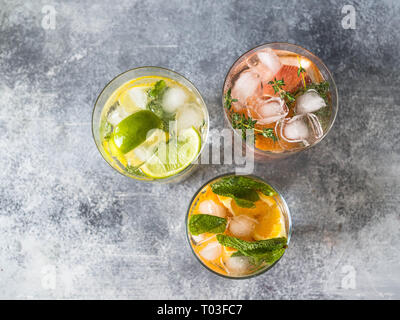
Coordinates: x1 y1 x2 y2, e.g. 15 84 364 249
231 199 269 218
253 206 286 240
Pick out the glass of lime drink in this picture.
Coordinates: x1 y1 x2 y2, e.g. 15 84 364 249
92 67 209 182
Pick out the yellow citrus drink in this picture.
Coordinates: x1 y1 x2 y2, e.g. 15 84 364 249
93 68 208 182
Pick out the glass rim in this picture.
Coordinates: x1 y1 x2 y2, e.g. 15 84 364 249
185 172 292 280
221 41 339 155
91 66 210 182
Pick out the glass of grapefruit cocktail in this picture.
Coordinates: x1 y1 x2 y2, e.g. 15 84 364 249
223 42 338 160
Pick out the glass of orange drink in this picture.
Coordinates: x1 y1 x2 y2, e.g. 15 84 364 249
186 174 291 278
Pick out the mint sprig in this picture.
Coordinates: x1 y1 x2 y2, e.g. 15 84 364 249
146 80 176 131
231 248 286 265
217 235 286 252
210 176 276 208
188 214 227 236
217 235 287 265
148 80 167 99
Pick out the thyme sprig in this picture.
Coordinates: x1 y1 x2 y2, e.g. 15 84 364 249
297 55 307 88
224 92 277 143
224 88 237 110
293 81 330 104
297 66 306 76
267 78 295 103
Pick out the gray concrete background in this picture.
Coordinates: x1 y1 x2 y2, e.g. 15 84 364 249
0 0 399 299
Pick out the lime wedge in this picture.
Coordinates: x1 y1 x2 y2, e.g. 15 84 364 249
141 127 201 179
124 129 168 167
111 110 162 154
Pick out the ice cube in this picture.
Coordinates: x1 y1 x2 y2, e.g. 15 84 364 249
131 146 151 163
246 49 282 82
247 96 288 125
295 89 326 114
246 54 273 81
124 129 167 166
198 200 226 218
127 87 148 109
224 256 251 275
118 87 148 114
277 113 323 146
229 215 256 238
176 103 204 132
231 70 261 105
107 102 130 126
162 87 188 113
257 48 282 75
199 242 222 261
191 234 206 245
192 234 216 246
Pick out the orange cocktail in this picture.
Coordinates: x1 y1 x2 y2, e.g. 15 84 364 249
186 174 291 278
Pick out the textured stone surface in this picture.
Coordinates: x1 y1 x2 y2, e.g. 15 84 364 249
0 0 399 299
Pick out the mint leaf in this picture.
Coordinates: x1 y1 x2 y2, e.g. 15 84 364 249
146 80 177 131
148 80 167 99
231 248 285 265
210 176 276 208
146 100 164 118
234 176 276 196
217 235 287 265
216 234 286 252
242 247 285 265
211 176 259 208
233 196 257 208
188 214 227 236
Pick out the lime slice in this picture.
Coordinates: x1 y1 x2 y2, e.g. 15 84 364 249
107 136 127 166
124 129 168 167
111 110 162 154
141 127 201 179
